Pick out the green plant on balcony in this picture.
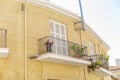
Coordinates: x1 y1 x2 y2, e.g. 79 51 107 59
98 54 109 63
69 45 84 58
98 54 109 69
87 54 109 72
99 54 107 60
88 60 102 72
45 40 53 52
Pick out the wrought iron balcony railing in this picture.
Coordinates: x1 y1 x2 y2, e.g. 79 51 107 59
38 36 109 69
88 55 109 69
38 36 88 60
0 29 7 48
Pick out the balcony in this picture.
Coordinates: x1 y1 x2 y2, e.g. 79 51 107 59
37 36 91 66
88 55 112 76
0 29 9 58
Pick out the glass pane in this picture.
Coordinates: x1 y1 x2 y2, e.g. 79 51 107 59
50 33 54 37
89 42 95 55
61 25 65 35
61 36 66 46
62 47 67 55
62 41 66 47
50 22 54 32
62 36 65 40
56 39 61 45
57 46 62 55
52 45 56 53
49 37 55 43
56 35 60 39
56 35 61 46
55 24 60 34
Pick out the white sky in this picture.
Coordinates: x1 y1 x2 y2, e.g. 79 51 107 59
50 0 120 65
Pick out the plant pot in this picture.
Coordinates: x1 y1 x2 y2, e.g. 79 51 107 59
74 55 81 58
96 65 100 69
69 50 75 57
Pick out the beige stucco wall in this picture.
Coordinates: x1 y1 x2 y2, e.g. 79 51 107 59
0 0 25 80
0 0 109 80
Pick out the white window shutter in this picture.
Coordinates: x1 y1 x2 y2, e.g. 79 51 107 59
61 25 65 35
50 22 54 33
89 42 96 62
49 20 67 55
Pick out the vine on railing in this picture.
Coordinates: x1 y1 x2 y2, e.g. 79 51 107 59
88 54 109 72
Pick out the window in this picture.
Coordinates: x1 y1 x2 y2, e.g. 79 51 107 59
49 20 68 55
89 42 95 55
89 42 96 62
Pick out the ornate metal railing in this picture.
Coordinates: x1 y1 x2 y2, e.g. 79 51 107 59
88 55 109 69
38 36 88 59
0 29 7 48
38 36 109 69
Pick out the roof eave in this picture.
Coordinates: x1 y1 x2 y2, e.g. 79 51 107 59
85 23 110 50
18 0 81 21
18 0 110 50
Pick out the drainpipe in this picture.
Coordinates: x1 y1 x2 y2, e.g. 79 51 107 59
98 40 103 55
74 0 85 31
75 0 85 46
77 0 87 80
79 29 82 45
83 67 87 80
23 0 29 80
4 30 7 48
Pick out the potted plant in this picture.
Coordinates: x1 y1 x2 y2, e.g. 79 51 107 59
45 40 53 52
69 45 84 58
99 54 109 62
98 54 109 69
88 60 102 72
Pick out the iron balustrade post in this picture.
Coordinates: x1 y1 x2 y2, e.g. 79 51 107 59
0 30 1 47
0 29 7 48
4 30 7 48
38 39 40 54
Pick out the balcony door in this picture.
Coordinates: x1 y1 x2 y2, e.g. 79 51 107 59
49 20 68 56
89 42 96 62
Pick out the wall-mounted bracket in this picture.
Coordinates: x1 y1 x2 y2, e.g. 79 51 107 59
74 21 82 25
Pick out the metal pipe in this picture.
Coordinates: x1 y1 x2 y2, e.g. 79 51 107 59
78 0 85 31
84 67 87 80
0 29 7 48
98 40 103 55
0 30 2 47
24 0 30 79
4 30 7 48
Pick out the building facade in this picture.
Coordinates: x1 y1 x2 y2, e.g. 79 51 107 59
0 0 112 80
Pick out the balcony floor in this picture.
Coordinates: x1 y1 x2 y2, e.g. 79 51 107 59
0 48 9 58
95 67 112 76
37 52 91 66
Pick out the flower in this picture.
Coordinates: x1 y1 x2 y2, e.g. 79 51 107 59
45 40 53 45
